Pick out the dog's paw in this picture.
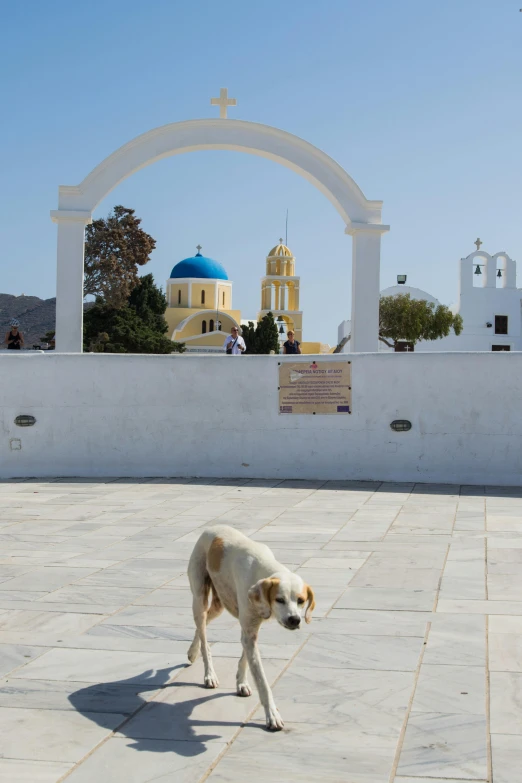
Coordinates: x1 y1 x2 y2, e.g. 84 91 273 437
204 672 219 689
236 682 252 697
265 706 284 731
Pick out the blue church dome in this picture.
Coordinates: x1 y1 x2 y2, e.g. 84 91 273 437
170 252 228 280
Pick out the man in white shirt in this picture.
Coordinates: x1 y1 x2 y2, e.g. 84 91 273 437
223 326 246 355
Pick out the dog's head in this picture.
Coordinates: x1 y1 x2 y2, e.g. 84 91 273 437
248 574 315 629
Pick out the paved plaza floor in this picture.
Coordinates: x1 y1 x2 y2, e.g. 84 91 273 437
0 478 521 782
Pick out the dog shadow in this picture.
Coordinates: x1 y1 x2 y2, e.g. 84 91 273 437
68 664 261 756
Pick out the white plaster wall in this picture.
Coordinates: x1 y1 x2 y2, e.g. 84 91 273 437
1 353 522 485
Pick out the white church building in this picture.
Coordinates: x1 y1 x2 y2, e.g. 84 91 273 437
338 244 521 352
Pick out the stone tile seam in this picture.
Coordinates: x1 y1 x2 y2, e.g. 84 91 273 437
389 619 432 782
485 613 492 783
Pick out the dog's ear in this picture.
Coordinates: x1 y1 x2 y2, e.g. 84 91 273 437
304 584 315 624
248 578 278 619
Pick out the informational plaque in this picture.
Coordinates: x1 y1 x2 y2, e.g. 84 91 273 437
278 361 352 415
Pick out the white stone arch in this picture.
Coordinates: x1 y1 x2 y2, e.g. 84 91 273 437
51 119 389 352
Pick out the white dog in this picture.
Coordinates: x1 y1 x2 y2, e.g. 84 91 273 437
187 525 315 731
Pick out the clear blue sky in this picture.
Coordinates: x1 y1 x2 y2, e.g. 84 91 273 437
1 0 521 344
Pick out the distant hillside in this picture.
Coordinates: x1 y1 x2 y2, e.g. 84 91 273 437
0 294 56 347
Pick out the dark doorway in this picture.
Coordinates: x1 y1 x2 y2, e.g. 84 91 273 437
492 345 510 351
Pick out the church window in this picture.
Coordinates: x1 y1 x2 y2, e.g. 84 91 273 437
178 289 181 305
492 345 510 351
201 290 205 305
209 319 214 332
222 291 225 306
495 315 508 335
202 320 207 334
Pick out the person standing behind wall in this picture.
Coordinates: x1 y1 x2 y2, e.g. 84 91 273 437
4 319 24 350
282 330 301 355
223 326 246 355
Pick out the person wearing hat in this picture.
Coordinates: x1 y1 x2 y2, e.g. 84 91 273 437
4 319 24 350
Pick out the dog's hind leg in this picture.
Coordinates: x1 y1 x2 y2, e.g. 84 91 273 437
193 589 219 688
187 585 223 664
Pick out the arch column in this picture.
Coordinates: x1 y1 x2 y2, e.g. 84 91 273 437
51 210 92 353
346 223 389 352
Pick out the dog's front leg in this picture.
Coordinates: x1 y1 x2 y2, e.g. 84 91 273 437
241 628 283 731
236 649 252 697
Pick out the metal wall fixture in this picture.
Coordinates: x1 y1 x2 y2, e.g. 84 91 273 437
390 419 412 432
14 415 36 427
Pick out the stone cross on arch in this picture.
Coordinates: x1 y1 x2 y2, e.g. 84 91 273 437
210 88 237 119
474 238 483 251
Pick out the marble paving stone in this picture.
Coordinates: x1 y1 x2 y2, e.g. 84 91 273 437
437 598 522 615
0 566 98 593
0 677 163 713
300 557 369 568
62 737 229 783
0 631 191 655
0 706 125 762
487 573 522 600
296 632 424 671
412 664 486 715
0 644 48 677
395 778 486 783
74 568 182 588
0 590 47 601
132 587 194 606
488 547 522 564
488 614 522 634
397 712 488 779
349 566 441 590
365 551 447 568
423 614 486 666
11 647 187 683
40 584 148 605
490 671 522 734
0 609 106 635
491 733 522 783
295 567 359 586
323 609 431 636
0 758 73 783
438 560 486 600
335 587 435 611
489 633 522 672
99 605 194 626
86 623 198 642
205 722 398 783
271 664 413 733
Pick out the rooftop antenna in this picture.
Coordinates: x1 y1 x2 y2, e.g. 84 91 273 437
285 209 288 246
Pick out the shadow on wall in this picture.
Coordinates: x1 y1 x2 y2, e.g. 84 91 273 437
68 665 261 755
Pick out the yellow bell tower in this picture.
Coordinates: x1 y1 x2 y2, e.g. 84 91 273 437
258 241 303 343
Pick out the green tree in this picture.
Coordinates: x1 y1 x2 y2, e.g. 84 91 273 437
255 312 280 354
84 206 156 308
379 294 463 350
241 321 257 353
83 274 185 354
